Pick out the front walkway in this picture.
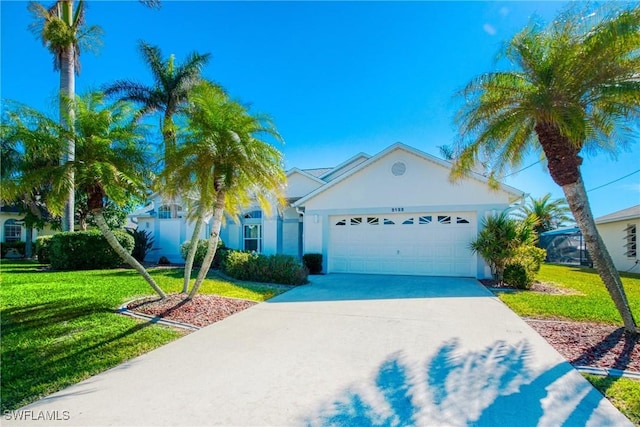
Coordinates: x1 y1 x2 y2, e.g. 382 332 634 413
5 275 630 426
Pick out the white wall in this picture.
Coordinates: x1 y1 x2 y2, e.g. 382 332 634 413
598 219 639 272
303 149 514 211
286 172 323 198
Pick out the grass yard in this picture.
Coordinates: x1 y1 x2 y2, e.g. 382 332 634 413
584 375 640 425
497 263 640 425
498 264 640 324
0 260 289 411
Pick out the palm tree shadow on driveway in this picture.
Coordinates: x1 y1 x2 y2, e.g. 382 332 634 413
306 339 628 426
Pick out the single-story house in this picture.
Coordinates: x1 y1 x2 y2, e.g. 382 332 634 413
0 204 56 256
132 142 525 278
595 204 639 273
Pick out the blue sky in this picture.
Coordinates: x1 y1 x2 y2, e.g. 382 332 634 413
1 1 639 218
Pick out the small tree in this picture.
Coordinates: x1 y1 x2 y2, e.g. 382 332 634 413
470 212 537 284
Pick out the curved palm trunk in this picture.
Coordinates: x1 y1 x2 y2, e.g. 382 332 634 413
93 209 167 299
536 122 637 334
188 189 225 299
562 178 637 333
60 42 75 232
182 206 205 293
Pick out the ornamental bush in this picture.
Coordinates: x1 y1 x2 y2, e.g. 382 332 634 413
35 235 53 264
180 239 225 268
303 253 323 274
503 263 534 290
222 251 308 285
127 228 154 263
50 230 134 270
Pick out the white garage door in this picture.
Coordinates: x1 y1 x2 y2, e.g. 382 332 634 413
328 212 476 277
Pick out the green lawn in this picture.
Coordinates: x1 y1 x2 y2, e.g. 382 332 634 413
497 263 640 424
497 263 640 324
584 375 640 425
0 260 289 411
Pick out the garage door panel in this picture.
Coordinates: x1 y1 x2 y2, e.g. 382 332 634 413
329 212 476 277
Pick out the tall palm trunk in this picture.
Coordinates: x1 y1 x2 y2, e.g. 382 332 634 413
92 209 167 299
536 122 637 334
188 189 225 299
562 178 637 333
182 205 205 293
60 38 75 232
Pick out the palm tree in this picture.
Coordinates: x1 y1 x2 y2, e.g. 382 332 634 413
162 82 286 298
104 41 210 160
2 93 167 299
28 0 102 232
451 5 640 333
513 194 572 234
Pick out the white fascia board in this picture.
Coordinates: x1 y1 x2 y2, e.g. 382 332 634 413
286 167 327 185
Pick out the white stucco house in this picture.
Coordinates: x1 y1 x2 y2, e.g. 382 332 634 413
132 142 525 278
595 204 639 273
0 205 55 249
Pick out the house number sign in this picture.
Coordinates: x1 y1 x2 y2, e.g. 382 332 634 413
391 207 404 212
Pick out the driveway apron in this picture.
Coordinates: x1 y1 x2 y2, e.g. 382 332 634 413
6 274 630 426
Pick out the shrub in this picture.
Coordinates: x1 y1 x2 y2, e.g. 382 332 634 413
1 241 26 258
512 245 546 274
127 228 154 263
35 235 53 264
503 263 534 290
180 239 225 267
50 230 134 270
158 256 171 265
222 251 308 285
303 253 323 274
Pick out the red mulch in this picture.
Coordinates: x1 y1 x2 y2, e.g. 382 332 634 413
127 294 257 329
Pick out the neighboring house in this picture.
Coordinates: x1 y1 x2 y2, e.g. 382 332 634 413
0 204 55 252
595 204 639 273
133 143 524 278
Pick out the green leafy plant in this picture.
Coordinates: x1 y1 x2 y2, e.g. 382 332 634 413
222 251 308 285
35 235 52 264
127 228 154 263
470 212 538 284
50 230 134 270
303 253 323 274
503 263 533 290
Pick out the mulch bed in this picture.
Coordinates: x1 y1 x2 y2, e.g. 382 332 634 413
481 280 639 373
525 319 639 372
127 294 257 329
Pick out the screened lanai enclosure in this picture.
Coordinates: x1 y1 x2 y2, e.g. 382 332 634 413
539 227 593 267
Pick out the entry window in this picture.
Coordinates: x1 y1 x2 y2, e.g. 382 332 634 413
244 224 262 252
626 224 637 258
367 217 379 225
383 218 395 225
335 219 346 226
350 217 362 225
402 218 414 225
4 219 22 242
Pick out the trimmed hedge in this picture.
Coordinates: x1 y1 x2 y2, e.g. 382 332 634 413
303 253 323 274
222 251 308 285
35 235 53 264
503 263 534 290
50 230 134 270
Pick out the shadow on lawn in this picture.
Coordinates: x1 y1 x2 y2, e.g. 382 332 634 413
307 340 619 427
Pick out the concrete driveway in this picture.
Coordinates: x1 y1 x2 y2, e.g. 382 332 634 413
6 275 630 426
